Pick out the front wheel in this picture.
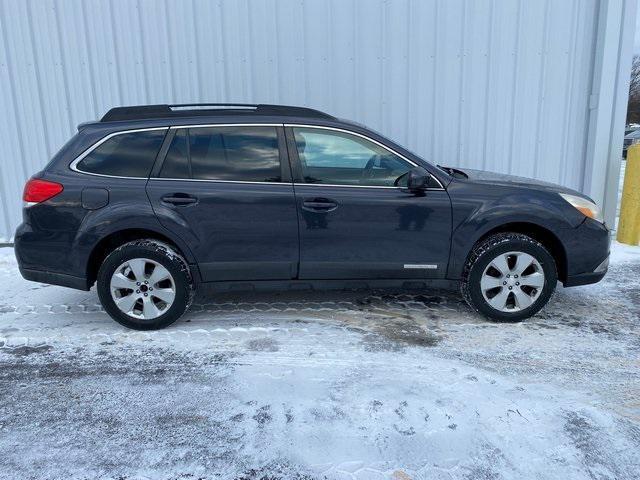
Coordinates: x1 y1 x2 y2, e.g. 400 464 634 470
97 240 194 330
461 233 557 322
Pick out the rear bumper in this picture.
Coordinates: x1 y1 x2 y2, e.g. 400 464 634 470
15 220 89 291
19 266 89 291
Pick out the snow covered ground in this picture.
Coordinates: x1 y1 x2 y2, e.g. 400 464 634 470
0 243 639 480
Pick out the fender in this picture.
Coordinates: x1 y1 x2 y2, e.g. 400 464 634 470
445 189 580 280
71 202 197 276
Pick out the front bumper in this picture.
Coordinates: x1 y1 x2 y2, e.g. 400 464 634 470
562 218 610 287
563 255 608 287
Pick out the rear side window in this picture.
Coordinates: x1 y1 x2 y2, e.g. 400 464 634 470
158 126 281 182
159 130 189 179
76 130 166 177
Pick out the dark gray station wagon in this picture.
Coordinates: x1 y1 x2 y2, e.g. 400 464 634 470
15 104 610 329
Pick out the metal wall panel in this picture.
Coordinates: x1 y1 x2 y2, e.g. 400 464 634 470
0 0 625 240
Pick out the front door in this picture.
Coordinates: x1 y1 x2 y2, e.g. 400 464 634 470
147 125 299 282
286 126 451 279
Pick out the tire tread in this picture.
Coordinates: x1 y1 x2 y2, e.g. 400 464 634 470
460 232 556 322
96 239 194 329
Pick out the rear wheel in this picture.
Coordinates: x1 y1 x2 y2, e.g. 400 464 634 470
97 240 194 330
461 233 557 322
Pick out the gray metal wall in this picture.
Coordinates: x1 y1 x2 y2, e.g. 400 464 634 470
0 0 634 240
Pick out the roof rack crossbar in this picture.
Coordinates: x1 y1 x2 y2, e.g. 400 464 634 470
100 103 334 122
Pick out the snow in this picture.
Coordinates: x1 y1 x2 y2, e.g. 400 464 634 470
0 240 639 480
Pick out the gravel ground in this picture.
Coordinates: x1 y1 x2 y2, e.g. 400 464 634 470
0 243 639 480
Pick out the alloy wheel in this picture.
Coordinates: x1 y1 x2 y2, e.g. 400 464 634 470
109 258 176 319
480 251 545 312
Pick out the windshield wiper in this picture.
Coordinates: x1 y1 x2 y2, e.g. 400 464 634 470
437 165 454 175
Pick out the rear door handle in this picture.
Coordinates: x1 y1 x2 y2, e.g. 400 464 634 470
161 194 198 206
302 198 338 212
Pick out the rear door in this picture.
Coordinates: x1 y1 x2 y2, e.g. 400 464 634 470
286 125 452 279
146 124 299 282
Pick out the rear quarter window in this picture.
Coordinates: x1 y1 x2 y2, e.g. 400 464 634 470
75 130 166 177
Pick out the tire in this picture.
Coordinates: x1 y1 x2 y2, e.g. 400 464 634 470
96 239 194 330
460 233 557 322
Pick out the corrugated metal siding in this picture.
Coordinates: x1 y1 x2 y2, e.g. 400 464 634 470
0 0 605 240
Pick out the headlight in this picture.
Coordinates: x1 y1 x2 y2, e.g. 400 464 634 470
559 193 604 223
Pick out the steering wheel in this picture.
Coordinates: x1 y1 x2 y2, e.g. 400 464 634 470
360 155 379 181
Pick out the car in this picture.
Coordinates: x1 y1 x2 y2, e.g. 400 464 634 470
14 104 610 330
623 126 640 158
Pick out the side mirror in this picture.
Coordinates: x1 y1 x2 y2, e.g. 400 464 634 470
406 168 430 193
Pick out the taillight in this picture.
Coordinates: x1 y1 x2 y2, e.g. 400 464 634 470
23 178 64 204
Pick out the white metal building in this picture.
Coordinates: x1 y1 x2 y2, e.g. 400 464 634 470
0 0 635 241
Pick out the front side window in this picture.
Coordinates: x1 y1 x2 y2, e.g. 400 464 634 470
292 127 412 187
158 126 281 182
76 130 166 177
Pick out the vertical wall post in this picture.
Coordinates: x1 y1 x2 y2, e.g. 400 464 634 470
583 0 637 229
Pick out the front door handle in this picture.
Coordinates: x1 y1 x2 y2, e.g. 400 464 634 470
302 198 338 212
161 194 198 206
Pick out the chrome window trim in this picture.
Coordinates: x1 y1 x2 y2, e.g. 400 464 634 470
147 178 441 190
292 183 445 191
69 126 169 179
149 177 290 186
168 123 283 129
284 123 446 190
68 123 446 191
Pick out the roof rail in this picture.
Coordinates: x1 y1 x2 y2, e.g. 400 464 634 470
100 103 334 122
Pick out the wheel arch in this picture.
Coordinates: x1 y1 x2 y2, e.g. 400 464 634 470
85 228 197 288
468 222 568 283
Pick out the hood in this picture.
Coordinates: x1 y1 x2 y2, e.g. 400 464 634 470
447 167 591 200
